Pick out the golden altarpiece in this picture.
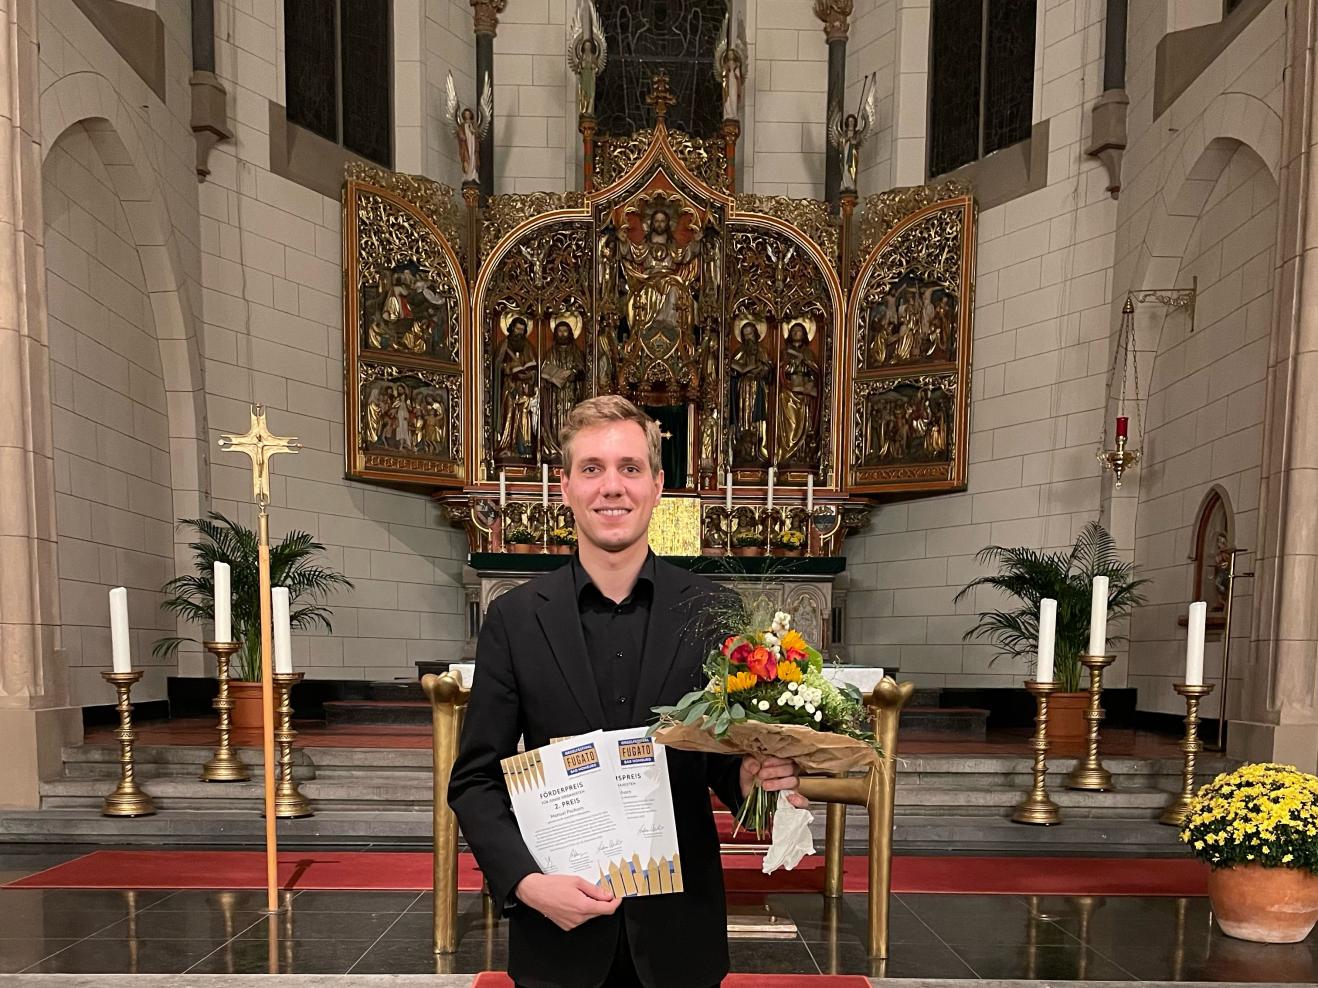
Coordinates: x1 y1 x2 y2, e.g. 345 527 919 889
340 78 976 647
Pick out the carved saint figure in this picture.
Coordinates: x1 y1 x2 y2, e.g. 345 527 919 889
618 205 702 367
827 73 877 193
729 321 773 465
778 321 820 465
714 14 748 122
364 386 387 447
494 316 538 461
567 0 607 117
540 319 586 460
446 71 493 184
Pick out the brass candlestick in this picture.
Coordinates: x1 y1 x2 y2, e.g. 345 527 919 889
201 640 250 782
101 670 155 817
1066 652 1116 790
1013 680 1061 825
273 672 312 818
1159 682 1214 826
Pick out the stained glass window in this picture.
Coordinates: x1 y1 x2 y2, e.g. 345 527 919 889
285 0 392 167
594 0 728 137
928 0 1036 178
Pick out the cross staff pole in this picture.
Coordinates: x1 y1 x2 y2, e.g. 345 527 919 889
219 404 301 913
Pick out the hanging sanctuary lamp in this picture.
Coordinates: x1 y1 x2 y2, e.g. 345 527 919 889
1098 295 1143 487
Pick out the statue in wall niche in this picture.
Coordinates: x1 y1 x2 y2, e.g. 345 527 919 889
618 201 702 375
540 316 587 460
567 0 607 117
714 13 748 122
729 320 773 465
827 72 876 194
446 70 492 185
777 320 821 466
494 315 539 462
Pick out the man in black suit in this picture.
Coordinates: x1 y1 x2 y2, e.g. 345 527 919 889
449 395 804 988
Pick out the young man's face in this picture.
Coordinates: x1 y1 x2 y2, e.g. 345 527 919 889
560 421 663 554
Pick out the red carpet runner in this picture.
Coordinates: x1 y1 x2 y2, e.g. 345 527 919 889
473 975 868 988
6 849 1209 896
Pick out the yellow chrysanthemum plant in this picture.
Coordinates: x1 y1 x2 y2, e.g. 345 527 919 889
1179 763 1318 874
650 606 881 838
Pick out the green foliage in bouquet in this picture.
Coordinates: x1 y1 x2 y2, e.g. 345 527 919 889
1180 763 1318 874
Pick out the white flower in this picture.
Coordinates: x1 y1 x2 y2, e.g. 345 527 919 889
804 703 815 714
774 610 792 629
814 710 823 722
777 693 789 706
763 632 779 646
788 682 799 693
758 700 771 711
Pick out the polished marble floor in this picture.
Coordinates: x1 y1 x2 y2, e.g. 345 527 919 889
1 848 1315 981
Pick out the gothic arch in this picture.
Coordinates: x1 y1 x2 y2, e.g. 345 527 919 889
39 72 208 513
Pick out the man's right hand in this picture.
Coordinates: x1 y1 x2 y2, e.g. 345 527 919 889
514 873 621 931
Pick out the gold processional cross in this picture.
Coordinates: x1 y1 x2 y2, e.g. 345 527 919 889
218 403 302 507
645 72 675 121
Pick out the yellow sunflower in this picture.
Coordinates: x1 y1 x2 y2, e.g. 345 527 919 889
726 670 759 693
780 629 808 653
776 662 804 683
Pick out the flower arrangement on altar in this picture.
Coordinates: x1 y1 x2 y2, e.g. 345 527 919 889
773 529 806 552
1180 763 1318 872
504 524 535 545
548 525 577 546
651 608 881 839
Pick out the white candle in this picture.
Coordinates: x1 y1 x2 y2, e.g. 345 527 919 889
272 587 293 675
213 561 231 643
541 463 549 507
1185 601 1207 686
725 471 733 513
498 470 507 508
1087 575 1109 656
1036 598 1057 683
767 467 775 511
806 474 815 513
109 586 132 673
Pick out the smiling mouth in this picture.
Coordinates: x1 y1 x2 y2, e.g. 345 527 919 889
594 507 631 517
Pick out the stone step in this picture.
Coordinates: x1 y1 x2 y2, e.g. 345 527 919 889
366 680 425 702
0 806 1188 854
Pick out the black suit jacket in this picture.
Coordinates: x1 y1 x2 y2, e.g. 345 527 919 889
448 556 744 988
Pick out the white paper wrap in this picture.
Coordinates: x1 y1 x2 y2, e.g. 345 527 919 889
761 790 816 874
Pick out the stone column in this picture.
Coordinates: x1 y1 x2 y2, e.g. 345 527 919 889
814 0 853 207
471 0 506 200
0 0 80 809
1233 0 1318 771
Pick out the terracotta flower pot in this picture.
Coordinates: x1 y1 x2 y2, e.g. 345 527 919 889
507 542 536 554
1207 864 1318 943
1047 691 1090 741
730 545 764 557
229 680 265 730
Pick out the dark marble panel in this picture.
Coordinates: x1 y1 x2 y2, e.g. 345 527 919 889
726 937 819 974
899 892 1075 946
90 909 268 940
0 939 80 975
233 910 401 941
351 935 507 975
185 938 378 975
0 888 170 913
22 938 222 974
807 939 977 979
379 910 507 944
286 890 422 913
1 907 140 940
1109 939 1318 983
951 942 1137 980
142 889 297 913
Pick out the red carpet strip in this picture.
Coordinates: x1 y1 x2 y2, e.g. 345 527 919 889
473 975 868 988
5 849 1209 896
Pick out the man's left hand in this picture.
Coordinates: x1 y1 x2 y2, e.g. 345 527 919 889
740 755 808 809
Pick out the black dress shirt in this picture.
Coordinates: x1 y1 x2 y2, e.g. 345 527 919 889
572 552 655 730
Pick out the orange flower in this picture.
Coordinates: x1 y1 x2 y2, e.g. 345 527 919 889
746 646 777 681
780 629 807 653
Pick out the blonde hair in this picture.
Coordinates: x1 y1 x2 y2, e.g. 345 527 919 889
560 395 662 475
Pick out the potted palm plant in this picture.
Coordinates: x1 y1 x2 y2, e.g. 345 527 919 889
154 513 353 728
953 522 1147 740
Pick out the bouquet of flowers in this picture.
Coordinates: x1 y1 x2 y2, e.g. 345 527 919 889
1179 762 1318 873
650 608 882 841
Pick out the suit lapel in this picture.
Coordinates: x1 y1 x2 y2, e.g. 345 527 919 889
634 560 696 718
535 565 606 726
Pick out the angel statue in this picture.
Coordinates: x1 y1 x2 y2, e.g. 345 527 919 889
567 0 607 117
445 70 492 185
828 72 877 194
714 12 748 122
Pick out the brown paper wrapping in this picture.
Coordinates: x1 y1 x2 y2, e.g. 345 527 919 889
652 719 882 776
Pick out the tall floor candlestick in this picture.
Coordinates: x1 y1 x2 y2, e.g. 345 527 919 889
1066 652 1116 791
101 670 155 817
201 641 250 782
273 672 313 818
1013 680 1061 825
1159 682 1214 826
